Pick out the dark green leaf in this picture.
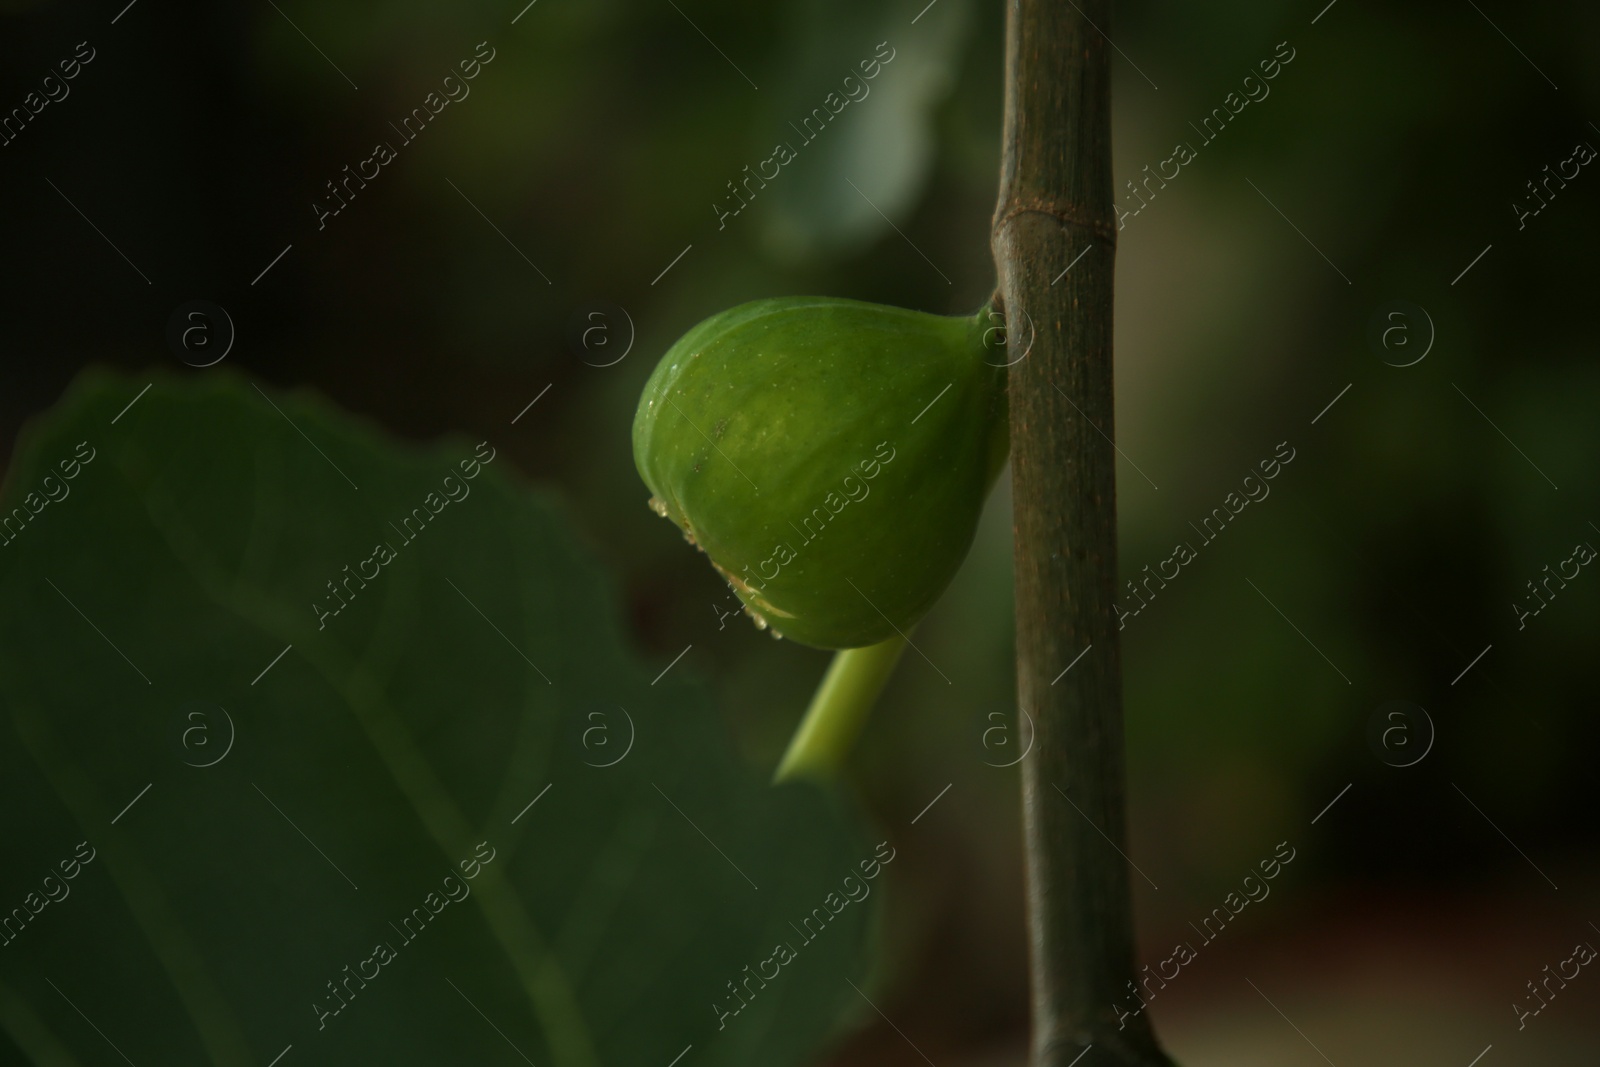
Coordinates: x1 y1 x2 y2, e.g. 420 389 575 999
0 372 881 1067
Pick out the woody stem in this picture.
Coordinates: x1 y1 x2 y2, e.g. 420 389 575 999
993 0 1176 1064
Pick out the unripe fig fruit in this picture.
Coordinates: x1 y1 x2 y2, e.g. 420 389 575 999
633 296 1008 650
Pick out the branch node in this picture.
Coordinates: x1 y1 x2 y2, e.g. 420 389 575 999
994 199 1119 248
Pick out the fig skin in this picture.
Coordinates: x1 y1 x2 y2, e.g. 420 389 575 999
633 296 1008 650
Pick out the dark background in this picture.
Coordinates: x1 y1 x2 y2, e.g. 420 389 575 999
2 0 1597 1062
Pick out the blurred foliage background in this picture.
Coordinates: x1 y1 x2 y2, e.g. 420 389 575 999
2 0 1597 1062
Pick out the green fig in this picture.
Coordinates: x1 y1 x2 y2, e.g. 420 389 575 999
633 296 1008 651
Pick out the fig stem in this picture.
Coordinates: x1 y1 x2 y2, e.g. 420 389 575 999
772 635 909 784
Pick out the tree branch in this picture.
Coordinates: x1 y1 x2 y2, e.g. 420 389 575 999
993 2 1175 1064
